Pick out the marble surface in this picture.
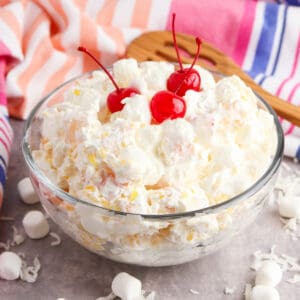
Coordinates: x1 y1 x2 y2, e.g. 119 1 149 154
0 119 300 300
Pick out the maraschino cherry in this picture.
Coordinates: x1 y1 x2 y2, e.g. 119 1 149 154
78 46 140 113
167 13 202 96
150 90 186 124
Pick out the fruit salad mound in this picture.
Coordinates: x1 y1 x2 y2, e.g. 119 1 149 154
33 58 277 215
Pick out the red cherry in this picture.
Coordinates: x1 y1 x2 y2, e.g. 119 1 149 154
167 13 202 96
78 46 140 113
150 91 186 124
107 87 140 113
167 68 201 96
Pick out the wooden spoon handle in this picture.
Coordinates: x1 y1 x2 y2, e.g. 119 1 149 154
126 31 300 127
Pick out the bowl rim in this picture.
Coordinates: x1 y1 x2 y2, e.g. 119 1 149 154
22 69 284 220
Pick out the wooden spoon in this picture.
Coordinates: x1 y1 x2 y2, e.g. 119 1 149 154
126 31 300 127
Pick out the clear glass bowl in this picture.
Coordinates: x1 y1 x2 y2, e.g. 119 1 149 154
22 70 284 266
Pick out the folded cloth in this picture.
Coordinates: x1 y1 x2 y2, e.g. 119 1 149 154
0 0 299 205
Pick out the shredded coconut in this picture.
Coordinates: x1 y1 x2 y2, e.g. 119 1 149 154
50 232 61 246
0 241 10 251
189 289 200 295
286 274 300 284
96 293 115 300
20 257 41 283
224 287 235 295
11 225 25 246
244 284 252 300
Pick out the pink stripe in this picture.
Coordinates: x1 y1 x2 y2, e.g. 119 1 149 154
0 41 11 57
288 82 300 103
0 137 9 156
0 60 7 106
283 81 300 135
285 124 295 135
232 0 257 66
276 35 300 97
0 127 12 145
167 0 245 58
0 117 13 136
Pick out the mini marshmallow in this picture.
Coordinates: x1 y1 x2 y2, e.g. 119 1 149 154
250 285 280 300
0 251 22 280
255 260 282 287
22 210 49 239
111 272 142 300
278 196 300 219
18 177 39 204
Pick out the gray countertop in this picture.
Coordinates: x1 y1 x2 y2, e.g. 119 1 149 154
0 119 300 300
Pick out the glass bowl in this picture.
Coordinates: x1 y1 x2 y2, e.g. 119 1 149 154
22 70 284 267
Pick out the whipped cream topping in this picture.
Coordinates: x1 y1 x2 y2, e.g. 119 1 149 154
33 59 277 215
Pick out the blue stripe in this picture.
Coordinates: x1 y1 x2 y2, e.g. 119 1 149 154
249 3 280 79
0 155 6 168
0 165 6 186
297 146 300 160
259 5 288 85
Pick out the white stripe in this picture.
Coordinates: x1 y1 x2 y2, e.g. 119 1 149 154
264 8 300 99
96 27 118 65
6 21 49 97
5 2 24 30
0 20 23 61
0 115 13 137
60 1 80 49
242 2 266 71
121 28 143 45
254 73 264 83
64 57 82 82
22 1 44 33
147 0 172 30
292 125 300 138
25 52 67 112
284 135 299 158
85 0 105 19
0 143 9 164
265 5 284 75
0 158 6 174
0 107 9 118
0 121 12 144
0 130 10 149
112 0 135 28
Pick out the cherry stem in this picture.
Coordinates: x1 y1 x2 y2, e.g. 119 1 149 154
175 37 202 95
77 46 120 92
172 13 183 71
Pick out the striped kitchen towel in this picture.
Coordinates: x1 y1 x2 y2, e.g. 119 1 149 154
0 0 299 206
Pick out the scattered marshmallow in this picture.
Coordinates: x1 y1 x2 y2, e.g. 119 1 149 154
112 272 142 300
22 210 49 239
0 251 22 280
20 257 41 283
17 177 39 204
49 232 61 246
255 261 282 287
278 195 300 219
250 285 280 300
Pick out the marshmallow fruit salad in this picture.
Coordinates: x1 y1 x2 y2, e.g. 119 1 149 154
33 58 276 215
23 21 282 266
